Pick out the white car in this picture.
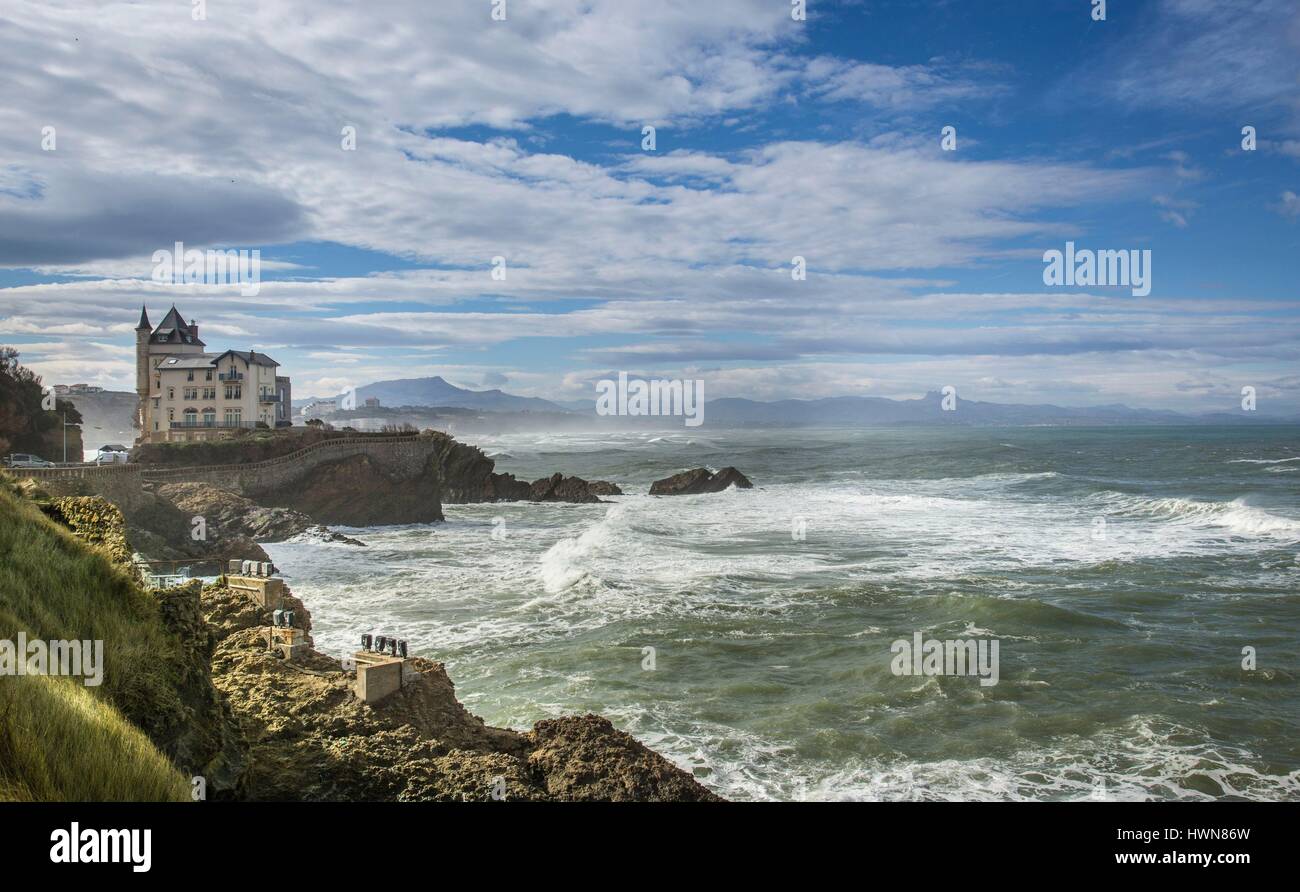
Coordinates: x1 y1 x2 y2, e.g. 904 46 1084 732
4 453 54 468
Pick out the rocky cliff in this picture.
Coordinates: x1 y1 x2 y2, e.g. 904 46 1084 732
12 482 719 802
22 431 624 563
202 582 718 801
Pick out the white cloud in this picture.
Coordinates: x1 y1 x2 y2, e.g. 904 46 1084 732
1274 190 1300 220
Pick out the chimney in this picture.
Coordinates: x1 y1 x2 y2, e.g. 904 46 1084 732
189 319 198 339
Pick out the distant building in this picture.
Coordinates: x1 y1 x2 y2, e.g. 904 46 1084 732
134 305 292 443
53 383 104 395
275 376 292 425
363 396 381 408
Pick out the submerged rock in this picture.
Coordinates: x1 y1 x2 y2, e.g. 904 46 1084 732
649 467 753 495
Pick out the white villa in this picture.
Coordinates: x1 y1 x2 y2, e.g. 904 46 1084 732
134 305 292 443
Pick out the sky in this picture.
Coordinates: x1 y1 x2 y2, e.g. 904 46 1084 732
0 0 1297 412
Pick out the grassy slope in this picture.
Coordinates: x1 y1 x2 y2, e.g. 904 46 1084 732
0 481 190 801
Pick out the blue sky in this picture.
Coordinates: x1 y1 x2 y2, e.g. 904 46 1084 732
0 0 1297 410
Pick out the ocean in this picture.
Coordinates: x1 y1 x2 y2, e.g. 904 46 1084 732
263 426 1300 801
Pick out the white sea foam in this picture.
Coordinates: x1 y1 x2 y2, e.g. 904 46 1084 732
638 715 1300 802
1097 492 1300 538
262 430 1300 802
536 506 624 593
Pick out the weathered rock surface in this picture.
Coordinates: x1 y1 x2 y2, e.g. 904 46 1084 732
431 436 621 505
202 580 314 648
156 482 364 546
201 583 720 802
28 433 619 559
255 452 444 527
649 466 753 495
41 495 132 565
527 472 608 503
147 580 249 797
35 487 718 802
22 473 271 565
527 715 720 801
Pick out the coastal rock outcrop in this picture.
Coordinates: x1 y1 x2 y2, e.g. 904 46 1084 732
2 475 718 803
527 472 611 503
146 580 250 797
254 452 444 527
22 472 272 565
528 715 719 801
25 432 622 571
431 436 621 504
649 467 753 495
41 495 133 565
156 482 364 546
201 582 720 802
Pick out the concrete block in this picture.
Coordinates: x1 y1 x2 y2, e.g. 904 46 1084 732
264 627 306 662
355 658 403 704
228 575 286 610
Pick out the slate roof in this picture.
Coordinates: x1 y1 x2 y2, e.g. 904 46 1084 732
149 305 206 347
216 349 280 368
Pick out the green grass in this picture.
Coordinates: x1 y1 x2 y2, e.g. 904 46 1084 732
0 480 190 801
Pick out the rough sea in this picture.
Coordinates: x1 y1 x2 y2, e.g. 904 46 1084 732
264 426 1300 801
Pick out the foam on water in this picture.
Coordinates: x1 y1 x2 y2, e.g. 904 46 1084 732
264 426 1300 801
1095 492 1300 539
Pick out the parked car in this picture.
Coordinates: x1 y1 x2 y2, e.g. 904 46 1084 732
94 444 131 465
3 453 54 468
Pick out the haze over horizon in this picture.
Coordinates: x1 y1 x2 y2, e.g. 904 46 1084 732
2 0 1298 414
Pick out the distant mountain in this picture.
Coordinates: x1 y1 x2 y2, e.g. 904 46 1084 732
293 380 1297 428
701 391 1296 426
347 376 572 414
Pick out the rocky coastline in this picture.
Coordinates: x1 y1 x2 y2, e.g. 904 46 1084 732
8 431 726 802
200 581 718 801
27 431 625 564
7 478 721 802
